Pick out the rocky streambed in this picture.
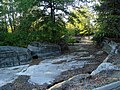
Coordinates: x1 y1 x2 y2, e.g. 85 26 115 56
0 41 108 90
0 39 120 90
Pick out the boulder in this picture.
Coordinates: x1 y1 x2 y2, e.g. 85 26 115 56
28 42 61 58
102 39 120 54
0 46 31 68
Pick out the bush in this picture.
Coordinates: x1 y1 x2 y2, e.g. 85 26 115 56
0 31 42 47
0 28 68 47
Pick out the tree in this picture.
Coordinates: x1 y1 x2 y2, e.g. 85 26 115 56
93 0 120 43
0 0 17 32
0 0 8 32
66 5 94 35
13 0 75 42
0 0 94 46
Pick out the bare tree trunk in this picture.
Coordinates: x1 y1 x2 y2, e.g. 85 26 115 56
11 3 16 31
8 13 14 32
4 15 8 32
50 0 55 24
49 0 56 38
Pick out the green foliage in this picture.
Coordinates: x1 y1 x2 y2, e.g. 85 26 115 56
93 30 106 44
65 28 77 43
93 0 120 43
67 6 95 36
0 31 43 47
0 0 95 47
0 0 73 47
0 20 67 47
13 0 73 44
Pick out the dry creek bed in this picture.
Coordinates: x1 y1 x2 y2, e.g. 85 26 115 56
1 42 119 90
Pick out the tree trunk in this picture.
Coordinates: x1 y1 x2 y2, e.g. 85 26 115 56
50 0 55 24
4 15 8 32
49 0 56 38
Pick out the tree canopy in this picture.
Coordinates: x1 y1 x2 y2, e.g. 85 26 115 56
0 0 120 47
93 0 120 43
66 5 94 35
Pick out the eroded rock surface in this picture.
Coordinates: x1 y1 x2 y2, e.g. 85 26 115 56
28 42 61 58
0 46 31 68
2 38 116 90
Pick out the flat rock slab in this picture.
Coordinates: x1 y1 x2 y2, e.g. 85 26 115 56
0 46 31 68
0 65 28 87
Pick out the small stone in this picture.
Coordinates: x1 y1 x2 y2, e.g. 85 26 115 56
80 55 95 60
96 51 104 55
32 88 38 90
52 60 67 64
